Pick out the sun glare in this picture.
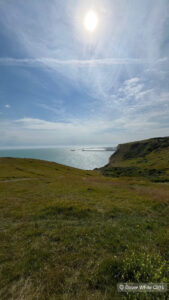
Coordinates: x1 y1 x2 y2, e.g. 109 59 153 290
84 11 98 32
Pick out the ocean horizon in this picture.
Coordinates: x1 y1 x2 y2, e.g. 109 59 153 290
0 146 116 170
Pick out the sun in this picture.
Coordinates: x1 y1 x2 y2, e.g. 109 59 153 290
84 11 98 32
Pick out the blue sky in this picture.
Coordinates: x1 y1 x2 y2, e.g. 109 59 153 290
0 0 169 147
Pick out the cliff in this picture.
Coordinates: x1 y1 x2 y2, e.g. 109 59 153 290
100 136 169 182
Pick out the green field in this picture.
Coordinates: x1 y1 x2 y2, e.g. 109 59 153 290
0 138 169 299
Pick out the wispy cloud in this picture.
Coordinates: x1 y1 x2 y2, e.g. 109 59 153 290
0 113 169 147
5 104 11 108
0 57 150 67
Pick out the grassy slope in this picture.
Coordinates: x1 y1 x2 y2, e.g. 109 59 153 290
101 137 169 182
0 157 169 300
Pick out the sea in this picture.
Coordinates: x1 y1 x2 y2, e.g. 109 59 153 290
0 146 116 170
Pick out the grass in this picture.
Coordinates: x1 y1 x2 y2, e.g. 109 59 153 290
100 137 169 182
0 156 169 299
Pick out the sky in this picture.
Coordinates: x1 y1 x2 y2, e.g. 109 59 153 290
0 0 169 147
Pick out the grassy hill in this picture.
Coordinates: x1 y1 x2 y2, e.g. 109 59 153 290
100 136 169 182
0 155 169 299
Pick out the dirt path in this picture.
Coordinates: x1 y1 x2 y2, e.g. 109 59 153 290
0 178 38 183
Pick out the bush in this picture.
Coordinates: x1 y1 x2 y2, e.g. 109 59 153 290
96 248 168 286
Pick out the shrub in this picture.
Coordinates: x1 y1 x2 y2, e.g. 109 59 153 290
95 248 168 287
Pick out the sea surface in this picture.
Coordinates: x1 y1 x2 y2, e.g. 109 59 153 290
0 146 115 170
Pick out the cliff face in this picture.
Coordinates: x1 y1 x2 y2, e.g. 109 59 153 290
101 136 169 182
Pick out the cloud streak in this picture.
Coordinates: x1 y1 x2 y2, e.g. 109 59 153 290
0 57 151 67
0 114 169 148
